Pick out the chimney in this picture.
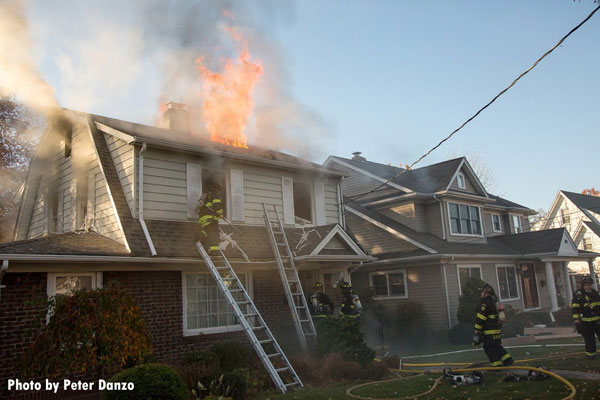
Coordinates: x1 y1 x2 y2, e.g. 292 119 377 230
162 102 190 131
352 151 366 161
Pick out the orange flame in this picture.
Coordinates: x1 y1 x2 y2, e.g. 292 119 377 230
195 28 262 148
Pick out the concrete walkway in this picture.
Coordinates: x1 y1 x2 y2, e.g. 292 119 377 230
550 369 600 381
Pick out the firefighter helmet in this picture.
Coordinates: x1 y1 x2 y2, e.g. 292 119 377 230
314 282 323 290
583 276 594 285
340 281 352 290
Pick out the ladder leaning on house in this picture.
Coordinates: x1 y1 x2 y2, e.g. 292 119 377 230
195 242 303 394
262 203 317 353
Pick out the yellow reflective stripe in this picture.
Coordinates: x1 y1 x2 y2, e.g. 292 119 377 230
488 314 497 319
483 329 501 335
209 246 219 251
501 353 512 361
476 313 488 320
205 201 213 207
586 352 596 356
582 316 600 322
474 324 483 330
490 361 503 366
573 314 580 319
212 199 222 204
571 303 580 307
592 302 600 307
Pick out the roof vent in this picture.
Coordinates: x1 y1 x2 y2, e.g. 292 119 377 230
162 102 190 132
352 151 366 161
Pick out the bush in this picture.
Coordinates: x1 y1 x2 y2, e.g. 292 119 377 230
23 285 152 378
457 277 488 324
393 302 430 343
553 306 573 327
197 370 246 400
502 319 525 338
211 342 250 372
177 350 222 391
447 323 473 345
315 317 375 366
104 363 187 400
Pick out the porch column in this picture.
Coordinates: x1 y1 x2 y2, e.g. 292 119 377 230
563 261 573 303
544 261 559 312
589 259 598 290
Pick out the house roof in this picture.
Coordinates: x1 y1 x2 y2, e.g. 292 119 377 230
488 194 531 211
89 113 341 176
561 190 600 213
487 228 567 255
582 220 600 239
0 232 129 256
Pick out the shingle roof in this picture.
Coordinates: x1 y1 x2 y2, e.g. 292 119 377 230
582 220 600 239
91 113 336 174
487 228 566 255
488 194 531 211
0 232 129 256
562 191 600 213
145 220 353 260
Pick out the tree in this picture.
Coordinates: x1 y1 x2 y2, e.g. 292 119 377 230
0 95 42 242
528 208 548 231
582 188 600 197
22 286 153 378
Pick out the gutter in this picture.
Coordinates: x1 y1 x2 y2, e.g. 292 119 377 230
434 194 446 240
0 260 7 298
293 255 375 262
138 143 157 256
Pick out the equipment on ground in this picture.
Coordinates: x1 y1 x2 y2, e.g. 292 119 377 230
263 203 316 353
443 368 483 386
196 242 302 394
527 366 550 381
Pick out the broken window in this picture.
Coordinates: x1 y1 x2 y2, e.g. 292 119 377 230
293 181 312 224
64 128 72 158
201 170 227 219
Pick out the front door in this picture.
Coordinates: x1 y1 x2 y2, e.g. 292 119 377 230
520 263 540 309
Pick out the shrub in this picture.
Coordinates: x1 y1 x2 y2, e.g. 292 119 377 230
177 350 222 391
502 319 525 338
457 277 488 324
553 306 573 327
393 302 430 343
197 371 246 400
23 285 152 378
211 341 250 372
104 363 187 400
315 317 375 366
447 322 473 345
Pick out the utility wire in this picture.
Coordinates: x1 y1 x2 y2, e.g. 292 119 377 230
348 4 600 203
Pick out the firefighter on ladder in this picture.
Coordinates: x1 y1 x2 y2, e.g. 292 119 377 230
339 281 362 319
572 275 600 359
473 283 514 368
310 282 334 320
197 181 224 256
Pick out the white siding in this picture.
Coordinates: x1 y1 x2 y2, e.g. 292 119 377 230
27 190 46 238
324 181 340 224
105 134 135 215
142 150 188 220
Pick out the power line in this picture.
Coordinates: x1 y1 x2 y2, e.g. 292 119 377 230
348 4 600 204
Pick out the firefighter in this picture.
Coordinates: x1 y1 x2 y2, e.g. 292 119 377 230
310 282 334 319
196 181 224 256
572 275 600 359
473 283 514 367
339 281 362 318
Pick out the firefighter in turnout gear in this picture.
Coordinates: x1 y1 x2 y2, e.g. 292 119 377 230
572 275 600 359
310 282 334 319
339 281 362 318
473 283 514 367
197 181 224 255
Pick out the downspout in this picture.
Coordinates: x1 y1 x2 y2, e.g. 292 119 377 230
138 143 157 256
442 262 452 329
434 194 446 240
0 260 8 299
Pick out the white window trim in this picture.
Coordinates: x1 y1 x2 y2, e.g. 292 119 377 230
47 272 100 297
182 271 252 336
456 264 482 296
456 172 466 189
512 214 523 234
447 202 484 237
369 269 409 300
491 213 503 233
495 264 520 301
293 179 316 228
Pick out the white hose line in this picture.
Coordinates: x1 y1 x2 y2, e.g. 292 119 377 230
401 343 582 359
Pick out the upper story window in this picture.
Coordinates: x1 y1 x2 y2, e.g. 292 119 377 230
512 215 522 233
560 208 570 225
448 203 482 236
492 214 502 232
583 237 593 251
293 180 313 224
456 173 466 189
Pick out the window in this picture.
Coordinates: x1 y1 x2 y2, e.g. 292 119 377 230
369 270 408 298
560 209 570 225
47 273 98 297
496 265 519 300
183 272 248 335
583 237 593 251
457 265 481 294
448 203 482 235
46 191 59 233
492 214 502 232
456 173 466 189
293 181 312 224
512 215 522 233
201 170 227 220
64 128 72 158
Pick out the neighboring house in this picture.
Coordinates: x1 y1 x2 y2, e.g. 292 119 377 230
538 190 600 283
0 107 371 395
324 153 598 332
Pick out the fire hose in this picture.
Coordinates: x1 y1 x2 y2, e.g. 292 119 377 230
344 350 592 400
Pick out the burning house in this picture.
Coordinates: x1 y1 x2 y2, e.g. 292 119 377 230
0 105 372 395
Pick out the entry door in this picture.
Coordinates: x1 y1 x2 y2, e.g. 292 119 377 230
520 263 540 309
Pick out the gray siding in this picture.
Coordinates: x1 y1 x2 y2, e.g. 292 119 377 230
449 167 481 195
483 211 505 236
424 202 444 238
26 190 46 238
142 150 188 220
376 203 416 230
105 134 135 216
345 212 420 254
243 167 283 225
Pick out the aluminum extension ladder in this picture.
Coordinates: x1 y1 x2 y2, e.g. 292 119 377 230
262 203 317 352
196 242 303 394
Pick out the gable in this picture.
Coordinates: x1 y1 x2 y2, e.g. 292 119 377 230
558 230 579 256
447 160 487 197
311 227 365 256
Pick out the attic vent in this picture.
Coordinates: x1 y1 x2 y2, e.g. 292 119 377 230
352 151 366 161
